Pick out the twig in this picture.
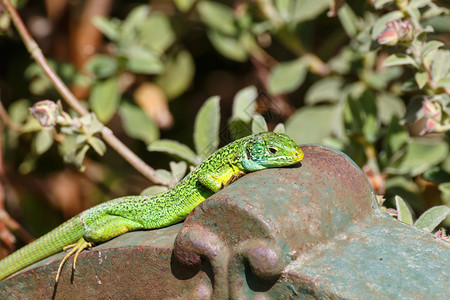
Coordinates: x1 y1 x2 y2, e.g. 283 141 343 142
1 0 164 185
0 122 34 245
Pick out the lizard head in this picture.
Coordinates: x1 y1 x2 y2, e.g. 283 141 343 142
241 132 304 171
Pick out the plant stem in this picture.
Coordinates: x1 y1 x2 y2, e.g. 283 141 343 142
1 0 164 184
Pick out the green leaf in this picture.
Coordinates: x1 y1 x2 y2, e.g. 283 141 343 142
141 185 168 196
140 13 175 54
336 3 359 37
232 86 257 122
252 115 268 134
194 96 220 159
155 169 172 185
155 50 195 99
170 161 188 182
141 185 169 196
430 49 450 84
229 119 252 140
291 0 330 24
148 139 200 165
383 54 418 68
174 0 196 12
439 182 450 202
8 98 30 124
385 117 409 157
414 206 450 232
421 41 444 60
437 76 450 90
121 5 149 41
386 139 449 176
89 76 120 123
64 144 89 172
197 1 237 35
423 168 450 185
92 16 119 41
87 136 106 156
414 72 428 89
360 91 378 143
395 195 413 225
268 59 307 95
84 55 117 79
125 46 164 74
273 123 285 134
35 130 53 155
376 93 406 125
286 105 335 144
305 77 344 105
207 31 248 62
118 102 159 145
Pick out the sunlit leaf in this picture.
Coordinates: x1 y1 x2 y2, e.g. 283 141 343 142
89 76 120 123
155 169 172 185
93 16 119 41
383 54 418 68
414 72 428 89
232 86 257 122
140 185 168 196
156 50 195 99
148 139 200 165
286 105 335 144
140 13 175 54
207 31 247 62
118 102 159 145
35 130 53 155
252 115 268 134
194 96 220 159
125 46 164 74
386 139 449 176
273 123 285 134
414 206 450 232
197 1 237 35
84 55 117 79
305 77 344 105
174 0 196 12
376 93 406 125
170 161 188 182
292 0 331 23
395 195 413 225
268 59 307 95
385 117 409 157
87 136 106 156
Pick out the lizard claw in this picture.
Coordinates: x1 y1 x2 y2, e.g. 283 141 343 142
55 237 92 282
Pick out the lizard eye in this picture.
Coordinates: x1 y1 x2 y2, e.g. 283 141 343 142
268 147 277 154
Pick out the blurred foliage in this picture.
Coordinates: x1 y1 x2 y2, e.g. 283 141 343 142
0 0 449 243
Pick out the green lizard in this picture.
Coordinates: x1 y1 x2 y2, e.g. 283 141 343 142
0 132 303 282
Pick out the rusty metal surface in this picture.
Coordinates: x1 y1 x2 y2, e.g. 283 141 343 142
1 145 449 299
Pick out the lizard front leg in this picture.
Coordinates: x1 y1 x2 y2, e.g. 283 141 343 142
197 165 245 193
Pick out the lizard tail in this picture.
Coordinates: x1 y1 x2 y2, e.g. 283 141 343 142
0 216 84 281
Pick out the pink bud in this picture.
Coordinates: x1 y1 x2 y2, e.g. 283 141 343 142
30 100 59 127
378 28 398 46
422 99 441 120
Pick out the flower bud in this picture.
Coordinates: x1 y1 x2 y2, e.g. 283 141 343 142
378 27 398 46
422 99 441 120
30 100 59 127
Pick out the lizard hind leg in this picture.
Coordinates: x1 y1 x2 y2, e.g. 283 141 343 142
55 237 92 282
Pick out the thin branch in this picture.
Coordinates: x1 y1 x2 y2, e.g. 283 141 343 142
1 0 164 185
0 122 34 245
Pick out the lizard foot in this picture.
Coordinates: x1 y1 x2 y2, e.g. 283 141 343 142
55 237 92 282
